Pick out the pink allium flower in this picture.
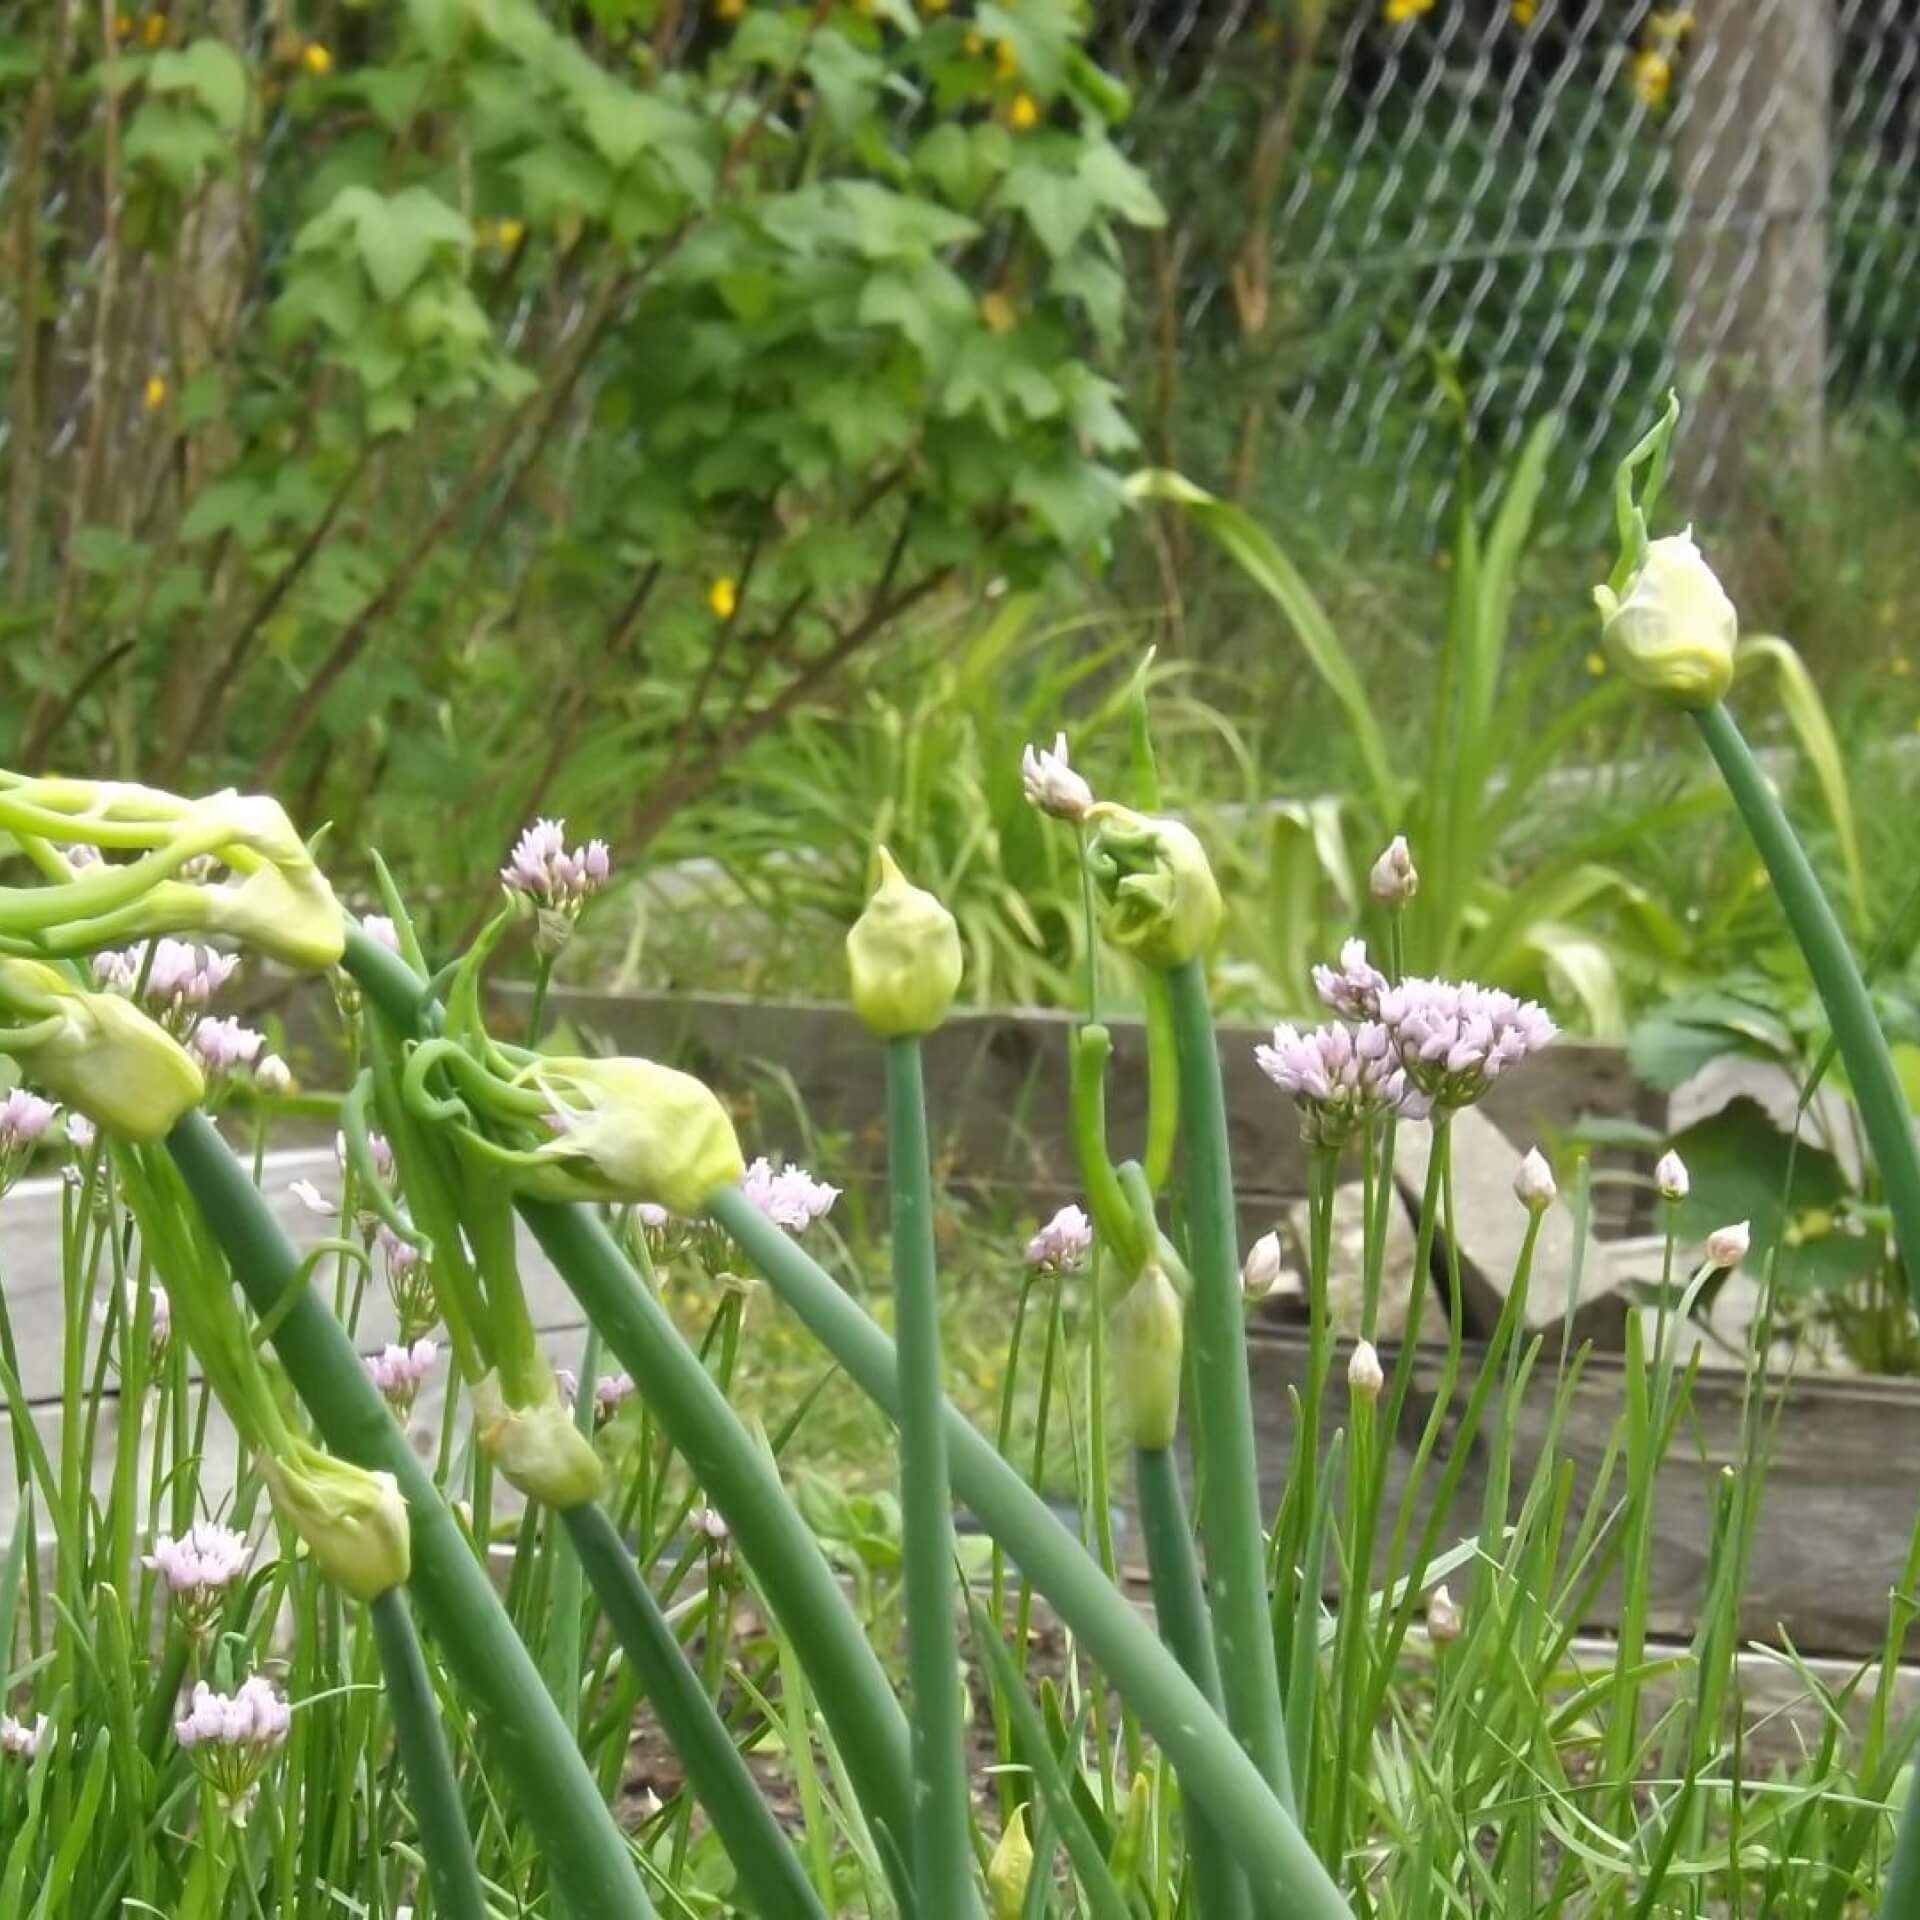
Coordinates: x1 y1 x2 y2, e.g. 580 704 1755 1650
0 1090 58 1192
593 1372 636 1427
1369 835 1419 906
740 1157 839 1233
1025 1204 1093 1273
67 1113 96 1154
1375 977 1556 1108
361 915 402 954
334 1130 396 1184
0 1713 46 1760
1255 1019 1431 1145
500 818 612 910
175 1676 291 1821
1312 938 1390 1022
366 1338 437 1415
190 1016 267 1080
376 1225 436 1339
1020 734 1095 823
146 1523 250 1637
92 939 239 1037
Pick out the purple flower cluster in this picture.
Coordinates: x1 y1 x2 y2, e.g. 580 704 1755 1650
189 1016 266 1080
366 1338 438 1415
176 1676 291 1819
1255 1021 1430 1146
501 818 611 910
0 1089 59 1193
1376 976 1556 1107
92 938 240 1038
1025 1204 1093 1273
1261 940 1556 1141
593 1372 637 1427
146 1523 250 1638
741 1157 839 1233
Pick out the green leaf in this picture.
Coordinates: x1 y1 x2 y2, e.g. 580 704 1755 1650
1014 455 1126 550
69 527 146 576
1128 468 1401 821
805 33 885 131
356 185 473 302
148 38 249 133
1076 141 1164 227
1736 632 1868 935
997 161 1096 259
856 263 974 356
122 102 230 184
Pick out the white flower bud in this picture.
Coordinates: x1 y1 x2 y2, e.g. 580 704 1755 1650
1514 1147 1556 1214
1426 1583 1461 1646
1654 1149 1690 1202
1240 1230 1284 1303
1347 1339 1384 1404
1592 529 1738 708
255 1053 292 1096
1369 833 1418 906
1020 733 1095 824
1705 1220 1750 1270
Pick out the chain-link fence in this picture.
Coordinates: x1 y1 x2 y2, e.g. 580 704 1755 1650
1105 0 1920 535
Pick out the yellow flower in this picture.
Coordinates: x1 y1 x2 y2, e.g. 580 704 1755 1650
1585 650 1608 677
114 13 132 40
708 576 738 620
302 41 332 75
1511 0 1536 21
495 218 526 250
1007 92 1040 131
1384 0 1434 22
140 11 166 46
143 374 167 412
1631 48 1672 108
980 289 1017 335
994 37 1019 78
716 0 745 16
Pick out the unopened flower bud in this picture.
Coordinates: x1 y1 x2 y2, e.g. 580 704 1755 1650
524 1056 745 1213
0 958 205 1140
1592 530 1737 708
1426 1583 1461 1645
1240 1230 1284 1303
1110 1266 1184 1451
1369 833 1418 906
1347 1339 1384 1403
1654 1149 1689 1202
260 1444 410 1601
472 1370 605 1508
1514 1147 1556 1214
845 847 963 1038
1705 1220 1750 1270
988 1804 1035 1920
255 1053 292 1095
1084 803 1222 971
1020 734 1095 824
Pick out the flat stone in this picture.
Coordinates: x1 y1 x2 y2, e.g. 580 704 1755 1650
1392 1108 1628 1346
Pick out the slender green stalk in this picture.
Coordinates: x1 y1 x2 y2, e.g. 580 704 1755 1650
1695 700 1920 1302
705 1186 1350 1917
1134 1445 1253 1920
515 1197 917 1883
366 1587 488 1920
561 1501 826 1920
885 1037 978 1916
543 1325 600 1729
1163 958 1296 1821
163 1113 655 1920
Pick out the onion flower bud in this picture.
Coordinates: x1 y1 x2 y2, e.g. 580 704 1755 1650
260 1443 410 1602
845 847 963 1037
1084 803 1222 971
472 1369 605 1508
1592 530 1737 708
1110 1266 1184 1451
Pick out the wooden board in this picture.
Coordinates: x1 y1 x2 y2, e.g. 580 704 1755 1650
1166 1328 1920 1660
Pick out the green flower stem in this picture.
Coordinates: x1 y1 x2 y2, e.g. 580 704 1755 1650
560 1501 827 1920
338 920 917 1890
1695 701 1920 1305
1163 957 1297 1821
885 1037 978 1914
1133 1444 1253 1920
543 1326 601 1728
366 1587 488 1920
163 1112 655 1920
514 1198 916 1888
705 1186 1349 1917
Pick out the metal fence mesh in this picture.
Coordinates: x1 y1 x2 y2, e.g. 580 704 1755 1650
1106 0 1920 534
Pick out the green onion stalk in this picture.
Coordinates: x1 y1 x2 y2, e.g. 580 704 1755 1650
162 1113 657 1919
707 1184 1351 1919
844 848 976 1908
339 917 922 1882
